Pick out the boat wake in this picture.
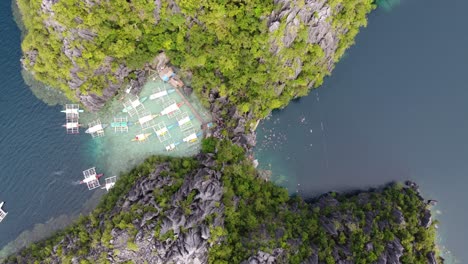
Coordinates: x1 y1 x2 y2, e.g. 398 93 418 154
71 181 81 186
52 170 65 176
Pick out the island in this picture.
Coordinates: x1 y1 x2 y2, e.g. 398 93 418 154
3 0 442 263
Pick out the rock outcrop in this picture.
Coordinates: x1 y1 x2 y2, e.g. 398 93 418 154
20 0 351 112
268 0 337 71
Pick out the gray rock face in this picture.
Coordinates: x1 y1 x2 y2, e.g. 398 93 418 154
41 0 59 14
421 209 432 228
377 239 404 264
242 249 284 264
427 251 437 264
106 156 225 264
268 0 338 75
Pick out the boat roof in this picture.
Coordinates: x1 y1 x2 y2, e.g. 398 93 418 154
138 114 154 124
87 124 103 133
156 127 169 136
150 90 168 100
161 103 179 115
178 116 191 126
183 133 198 142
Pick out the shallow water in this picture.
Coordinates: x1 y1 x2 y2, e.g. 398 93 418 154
80 77 210 177
0 0 210 256
256 0 466 262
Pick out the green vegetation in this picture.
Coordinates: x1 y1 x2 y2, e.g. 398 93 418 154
206 140 441 263
5 155 199 263
4 139 441 263
18 0 374 119
11 1 441 263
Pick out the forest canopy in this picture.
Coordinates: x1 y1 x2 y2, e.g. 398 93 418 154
18 0 374 118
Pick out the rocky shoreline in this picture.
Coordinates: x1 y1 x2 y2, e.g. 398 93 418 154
7 0 444 263
4 111 443 263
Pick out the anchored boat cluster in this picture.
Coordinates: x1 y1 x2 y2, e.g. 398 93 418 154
61 66 212 193
80 167 116 191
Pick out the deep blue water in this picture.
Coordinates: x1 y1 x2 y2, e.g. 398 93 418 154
0 0 97 252
0 0 465 261
256 0 466 262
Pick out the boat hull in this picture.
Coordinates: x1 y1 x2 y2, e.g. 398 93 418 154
132 133 152 142
85 124 108 134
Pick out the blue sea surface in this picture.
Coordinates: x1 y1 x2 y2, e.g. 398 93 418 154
0 0 97 251
256 0 466 262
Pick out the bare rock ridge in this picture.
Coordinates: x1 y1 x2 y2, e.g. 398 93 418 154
268 0 337 69
22 154 224 264
107 158 224 263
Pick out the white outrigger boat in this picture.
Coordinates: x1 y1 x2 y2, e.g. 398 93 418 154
102 176 117 192
149 89 175 100
81 167 104 190
122 96 148 113
61 109 84 114
183 131 203 143
63 122 81 129
0 202 8 223
137 114 159 125
160 102 183 116
85 123 108 134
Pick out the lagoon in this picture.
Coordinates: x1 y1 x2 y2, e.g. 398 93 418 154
256 0 467 262
0 0 210 256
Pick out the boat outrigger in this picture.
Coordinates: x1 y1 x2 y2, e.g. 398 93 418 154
137 114 159 125
183 131 203 143
160 102 184 116
102 176 117 192
165 142 181 151
85 123 108 134
64 104 81 134
177 115 194 127
132 133 152 142
161 115 193 133
62 123 81 128
0 201 7 223
111 121 133 128
81 167 103 190
61 109 84 113
149 89 175 100
122 96 148 113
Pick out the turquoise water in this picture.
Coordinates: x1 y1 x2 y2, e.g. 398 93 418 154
80 76 210 177
256 1 465 262
0 0 210 256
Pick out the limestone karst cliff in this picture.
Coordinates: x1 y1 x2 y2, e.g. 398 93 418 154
17 0 373 115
